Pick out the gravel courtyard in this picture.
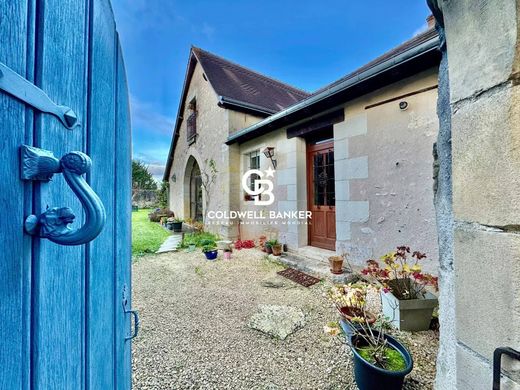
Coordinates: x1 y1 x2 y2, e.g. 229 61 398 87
132 249 438 389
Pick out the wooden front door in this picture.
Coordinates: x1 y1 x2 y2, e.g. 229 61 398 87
0 1 133 389
307 141 336 250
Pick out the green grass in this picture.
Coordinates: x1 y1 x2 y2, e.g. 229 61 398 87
132 209 171 256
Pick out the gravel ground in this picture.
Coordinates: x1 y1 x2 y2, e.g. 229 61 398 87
132 249 438 389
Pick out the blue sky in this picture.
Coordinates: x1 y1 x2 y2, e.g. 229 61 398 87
112 0 431 180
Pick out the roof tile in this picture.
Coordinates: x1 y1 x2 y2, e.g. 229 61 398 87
192 47 310 113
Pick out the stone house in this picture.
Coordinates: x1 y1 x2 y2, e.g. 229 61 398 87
164 21 441 271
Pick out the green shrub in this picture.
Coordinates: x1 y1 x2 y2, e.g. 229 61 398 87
179 231 220 248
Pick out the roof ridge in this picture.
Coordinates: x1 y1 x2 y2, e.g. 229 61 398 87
191 46 310 97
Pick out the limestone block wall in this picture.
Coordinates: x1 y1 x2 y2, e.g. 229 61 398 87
237 130 307 248
168 61 265 239
333 69 440 273
168 62 230 237
431 1 520 388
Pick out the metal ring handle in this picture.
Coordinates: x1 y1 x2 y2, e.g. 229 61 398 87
22 145 106 245
125 309 139 341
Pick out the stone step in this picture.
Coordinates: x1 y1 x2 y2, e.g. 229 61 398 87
268 248 358 284
156 233 183 254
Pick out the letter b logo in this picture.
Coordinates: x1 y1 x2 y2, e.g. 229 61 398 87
242 169 275 206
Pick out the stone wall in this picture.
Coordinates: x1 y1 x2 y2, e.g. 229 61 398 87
168 61 262 239
334 69 440 272
235 69 439 265
429 1 520 388
168 61 229 236
235 129 307 248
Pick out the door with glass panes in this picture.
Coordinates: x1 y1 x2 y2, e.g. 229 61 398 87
307 140 336 250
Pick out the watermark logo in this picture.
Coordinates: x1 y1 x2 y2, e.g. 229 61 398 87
241 167 275 206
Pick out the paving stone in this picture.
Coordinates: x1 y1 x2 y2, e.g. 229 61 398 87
247 305 306 340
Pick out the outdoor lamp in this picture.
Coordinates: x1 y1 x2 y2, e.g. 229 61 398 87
263 147 277 169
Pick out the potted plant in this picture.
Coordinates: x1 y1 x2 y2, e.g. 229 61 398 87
327 283 376 325
329 255 344 274
325 283 413 390
202 244 218 260
264 239 275 254
216 240 232 251
165 217 175 230
259 235 267 252
270 240 282 256
361 246 439 331
172 217 183 232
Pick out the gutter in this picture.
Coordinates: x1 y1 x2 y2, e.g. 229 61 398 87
226 35 440 145
218 96 277 116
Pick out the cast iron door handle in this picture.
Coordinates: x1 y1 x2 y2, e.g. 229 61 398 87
21 145 106 245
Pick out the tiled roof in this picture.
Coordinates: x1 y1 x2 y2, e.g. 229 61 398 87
192 47 310 114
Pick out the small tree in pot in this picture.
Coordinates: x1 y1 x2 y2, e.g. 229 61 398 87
325 283 413 390
361 246 438 331
327 283 377 325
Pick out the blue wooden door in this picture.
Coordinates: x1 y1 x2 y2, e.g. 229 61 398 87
0 1 133 389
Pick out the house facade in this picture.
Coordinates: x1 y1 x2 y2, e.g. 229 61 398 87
164 22 441 271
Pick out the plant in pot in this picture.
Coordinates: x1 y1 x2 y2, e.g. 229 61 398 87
165 217 175 230
325 283 413 390
264 239 275 254
327 283 377 325
202 242 218 260
329 255 344 275
171 217 184 232
267 239 282 256
361 246 439 331
259 235 267 252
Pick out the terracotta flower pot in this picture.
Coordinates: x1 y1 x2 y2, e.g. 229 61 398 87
271 244 283 256
329 256 344 274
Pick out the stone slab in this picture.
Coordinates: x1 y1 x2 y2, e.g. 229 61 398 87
247 305 305 340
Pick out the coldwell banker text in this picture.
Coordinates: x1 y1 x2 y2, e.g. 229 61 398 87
206 210 312 220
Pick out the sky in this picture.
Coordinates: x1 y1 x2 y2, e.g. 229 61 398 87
111 0 432 180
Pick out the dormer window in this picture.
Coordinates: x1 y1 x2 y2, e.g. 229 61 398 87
187 97 197 145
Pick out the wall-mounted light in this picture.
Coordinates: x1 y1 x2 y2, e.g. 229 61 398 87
263 147 277 169
399 101 409 110
171 173 176 183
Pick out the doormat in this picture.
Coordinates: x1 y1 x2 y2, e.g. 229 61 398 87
277 268 321 287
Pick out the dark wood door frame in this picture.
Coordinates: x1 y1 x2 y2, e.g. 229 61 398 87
307 140 336 250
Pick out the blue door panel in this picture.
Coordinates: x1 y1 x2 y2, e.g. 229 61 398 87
0 2 31 390
115 39 133 390
0 0 132 388
87 0 117 388
32 1 89 388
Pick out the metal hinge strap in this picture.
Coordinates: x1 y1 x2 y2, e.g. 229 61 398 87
0 62 79 129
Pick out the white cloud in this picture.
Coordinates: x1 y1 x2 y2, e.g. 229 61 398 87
412 22 429 37
130 94 174 136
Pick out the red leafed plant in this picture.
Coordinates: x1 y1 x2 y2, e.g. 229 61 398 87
361 246 438 300
234 239 255 250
